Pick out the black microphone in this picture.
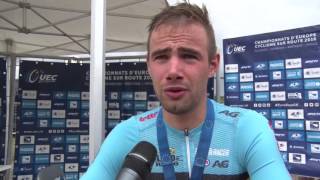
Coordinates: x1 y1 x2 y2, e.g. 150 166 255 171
116 141 157 180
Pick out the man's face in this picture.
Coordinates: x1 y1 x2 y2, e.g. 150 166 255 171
147 23 219 115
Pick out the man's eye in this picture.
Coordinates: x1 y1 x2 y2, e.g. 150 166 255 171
155 55 168 60
181 54 197 60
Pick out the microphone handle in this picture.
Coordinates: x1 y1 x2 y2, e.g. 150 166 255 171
116 168 143 180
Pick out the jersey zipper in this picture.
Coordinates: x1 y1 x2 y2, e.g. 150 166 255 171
184 129 191 178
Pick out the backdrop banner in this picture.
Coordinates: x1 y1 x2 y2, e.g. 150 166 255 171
223 25 320 177
105 62 214 132
0 58 6 165
15 60 214 180
15 61 90 180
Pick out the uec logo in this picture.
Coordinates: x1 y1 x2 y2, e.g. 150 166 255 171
226 44 246 54
26 69 58 83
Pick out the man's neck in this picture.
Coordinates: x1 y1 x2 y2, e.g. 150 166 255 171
162 99 207 130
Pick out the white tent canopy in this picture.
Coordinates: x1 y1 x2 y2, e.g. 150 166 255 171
0 0 167 58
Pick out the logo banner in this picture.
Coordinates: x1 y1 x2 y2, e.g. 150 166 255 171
223 25 320 177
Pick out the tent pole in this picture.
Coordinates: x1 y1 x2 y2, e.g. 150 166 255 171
4 38 16 180
89 0 106 164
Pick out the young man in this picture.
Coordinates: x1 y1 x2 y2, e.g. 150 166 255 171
81 3 291 180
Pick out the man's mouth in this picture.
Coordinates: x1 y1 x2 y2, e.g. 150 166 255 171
164 86 187 100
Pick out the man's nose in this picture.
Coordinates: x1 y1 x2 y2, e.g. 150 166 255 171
166 57 183 81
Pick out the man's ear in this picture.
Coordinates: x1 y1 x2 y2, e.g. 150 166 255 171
209 53 220 78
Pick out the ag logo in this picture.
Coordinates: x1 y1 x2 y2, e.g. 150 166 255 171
212 160 229 168
219 110 240 118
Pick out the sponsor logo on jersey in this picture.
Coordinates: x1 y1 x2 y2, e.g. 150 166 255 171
285 58 302 69
218 110 240 118
139 112 158 122
225 64 239 73
212 160 229 168
208 148 230 157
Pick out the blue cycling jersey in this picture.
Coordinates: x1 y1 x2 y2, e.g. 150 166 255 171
81 99 291 180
